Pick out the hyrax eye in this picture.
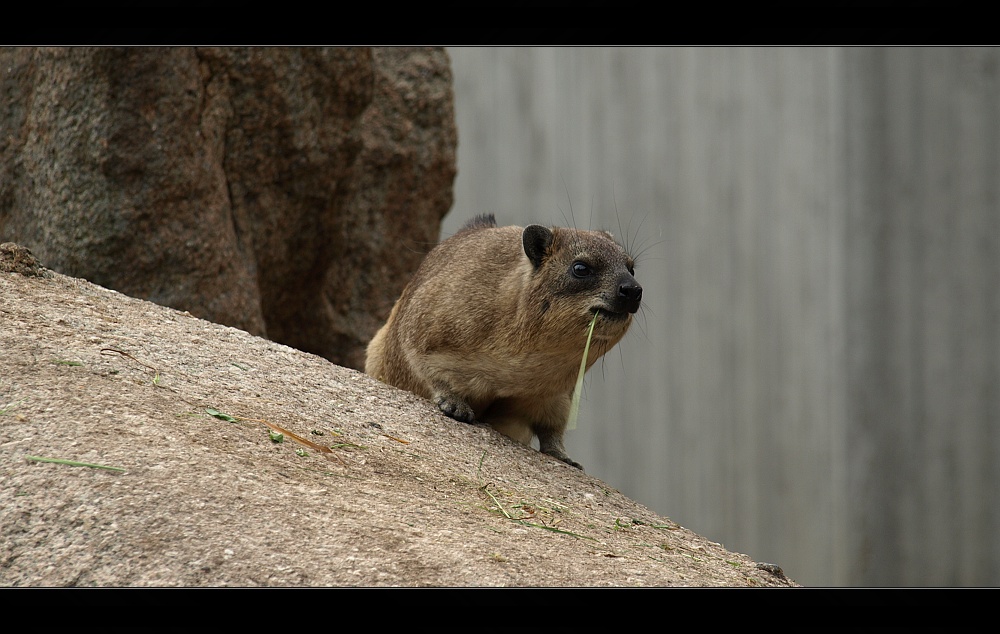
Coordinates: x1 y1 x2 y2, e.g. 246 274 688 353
571 261 593 278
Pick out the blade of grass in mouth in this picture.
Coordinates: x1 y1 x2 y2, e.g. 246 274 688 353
567 310 599 430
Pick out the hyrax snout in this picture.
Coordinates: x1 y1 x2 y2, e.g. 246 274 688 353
365 213 641 470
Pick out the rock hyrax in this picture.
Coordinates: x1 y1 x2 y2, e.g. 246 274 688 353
365 213 642 469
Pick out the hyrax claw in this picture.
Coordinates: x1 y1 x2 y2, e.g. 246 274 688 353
435 395 476 423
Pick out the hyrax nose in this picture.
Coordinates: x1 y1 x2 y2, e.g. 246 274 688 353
619 280 642 313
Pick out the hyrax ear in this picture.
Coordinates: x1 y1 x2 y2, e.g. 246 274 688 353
522 225 554 269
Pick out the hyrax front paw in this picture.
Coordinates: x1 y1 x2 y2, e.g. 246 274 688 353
560 456 584 470
550 453 584 470
538 436 584 470
434 395 476 423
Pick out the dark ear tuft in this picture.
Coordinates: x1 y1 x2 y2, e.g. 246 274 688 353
522 225 553 268
459 213 497 233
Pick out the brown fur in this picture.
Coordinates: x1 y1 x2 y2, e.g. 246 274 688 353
365 213 642 469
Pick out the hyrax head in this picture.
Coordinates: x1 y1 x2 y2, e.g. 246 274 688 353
521 223 642 342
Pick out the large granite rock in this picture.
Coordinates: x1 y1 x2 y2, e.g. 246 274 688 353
0 46 457 370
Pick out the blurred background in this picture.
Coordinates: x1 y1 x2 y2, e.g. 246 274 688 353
444 47 1000 586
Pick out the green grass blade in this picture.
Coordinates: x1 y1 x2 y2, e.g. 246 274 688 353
567 311 598 430
25 455 125 472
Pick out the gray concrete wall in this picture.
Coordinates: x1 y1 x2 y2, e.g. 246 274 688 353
444 46 1000 586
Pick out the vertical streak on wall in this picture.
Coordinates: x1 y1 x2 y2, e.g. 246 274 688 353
952 48 1000 586
844 46 891 585
826 46 851 587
